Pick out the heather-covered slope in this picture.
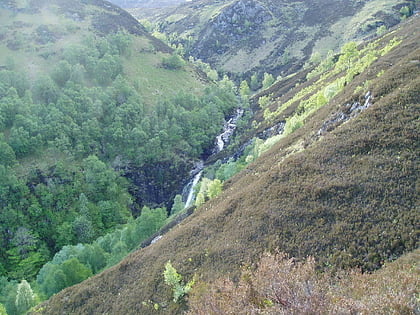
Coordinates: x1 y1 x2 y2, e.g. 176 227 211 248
33 16 419 315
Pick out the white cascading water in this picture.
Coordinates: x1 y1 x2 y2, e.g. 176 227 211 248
184 170 203 208
182 108 244 208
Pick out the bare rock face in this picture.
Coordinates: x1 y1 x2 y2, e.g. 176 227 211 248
191 0 272 59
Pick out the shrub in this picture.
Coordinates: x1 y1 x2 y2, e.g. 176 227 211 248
163 261 194 303
162 54 186 70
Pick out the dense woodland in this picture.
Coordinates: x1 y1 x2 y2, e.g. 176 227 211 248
0 28 238 313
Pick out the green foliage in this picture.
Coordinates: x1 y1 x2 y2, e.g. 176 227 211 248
207 179 223 199
218 75 237 94
265 36 402 132
163 261 194 303
239 80 250 101
194 178 223 207
399 6 412 18
135 207 167 240
0 139 16 167
0 303 7 315
162 54 186 70
250 73 260 91
36 204 167 298
37 257 92 298
32 76 59 105
376 25 387 36
262 72 275 89
51 61 72 87
258 95 271 109
14 280 35 315
0 278 17 315
170 195 185 215
0 3 241 301
72 215 95 244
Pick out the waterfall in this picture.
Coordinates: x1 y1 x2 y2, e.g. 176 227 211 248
184 170 202 208
181 108 244 208
213 108 244 154
216 134 224 151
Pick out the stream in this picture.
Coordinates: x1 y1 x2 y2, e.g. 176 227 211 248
144 108 244 246
181 108 244 208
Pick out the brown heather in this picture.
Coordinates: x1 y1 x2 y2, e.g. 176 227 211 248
187 249 419 314
32 16 419 315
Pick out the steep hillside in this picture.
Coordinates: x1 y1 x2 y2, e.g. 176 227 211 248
131 0 417 81
33 15 419 315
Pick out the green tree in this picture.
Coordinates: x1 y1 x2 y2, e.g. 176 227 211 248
72 215 94 244
94 54 123 85
11 227 37 258
171 195 184 215
51 60 72 87
400 6 412 18
0 278 17 314
135 207 167 240
78 243 107 273
40 265 67 297
15 280 35 315
0 88 22 129
250 73 259 91
194 192 205 207
0 139 16 167
218 75 236 94
206 69 218 81
376 25 387 36
60 257 92 287
262 72 275 89
239 80 250 101
207 179 223 199
32 76 58 104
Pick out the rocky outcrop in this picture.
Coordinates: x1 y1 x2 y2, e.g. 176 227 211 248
318 91 373 136
122 160 191 214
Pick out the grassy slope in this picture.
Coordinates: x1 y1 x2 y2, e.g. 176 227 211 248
32 16 419 315
0 0 207 106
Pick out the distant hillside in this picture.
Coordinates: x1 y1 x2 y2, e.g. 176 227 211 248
131 0 417 81
109 0 186 9
33 15 419 315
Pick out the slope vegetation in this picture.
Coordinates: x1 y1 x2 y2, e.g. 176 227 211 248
33 15 419 315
